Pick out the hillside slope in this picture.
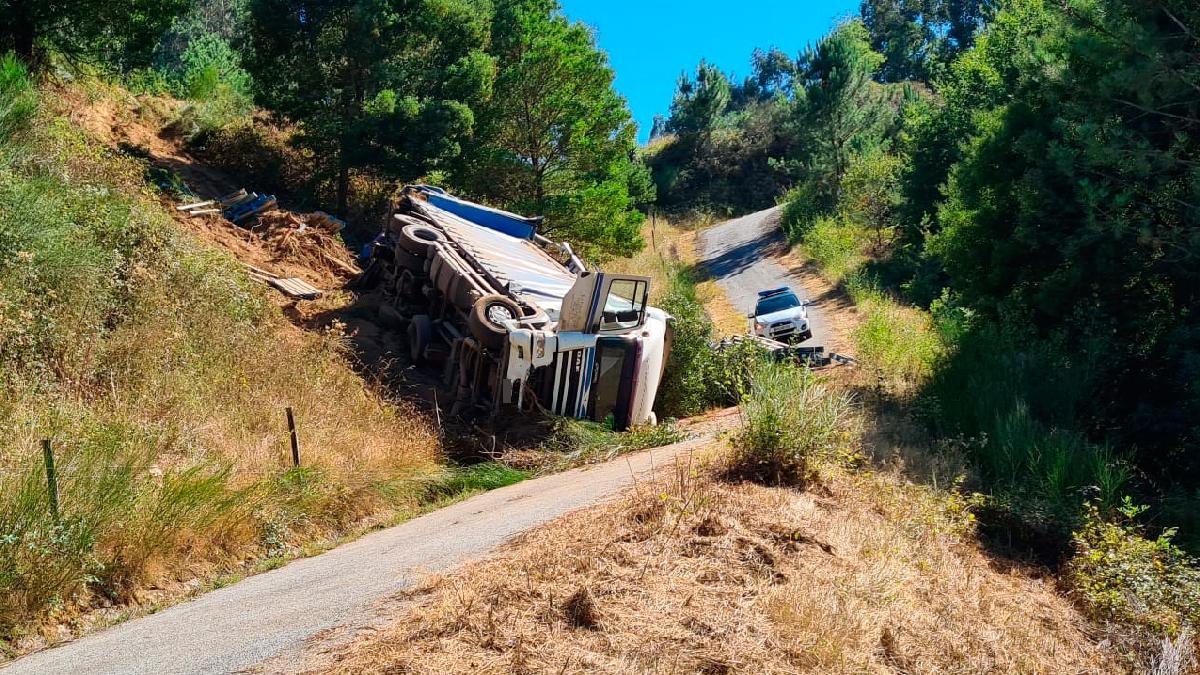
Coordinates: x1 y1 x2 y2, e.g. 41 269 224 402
0 75 440 656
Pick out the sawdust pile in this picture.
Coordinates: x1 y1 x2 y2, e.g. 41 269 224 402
253 210 361 280
317 464 1122 674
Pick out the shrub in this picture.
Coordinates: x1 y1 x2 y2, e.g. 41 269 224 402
655 262 761 417
165 33 253 137
1067 501 1200 637
800 215 865 285
732 360 853 485
847 276 944 393
779 180 825 242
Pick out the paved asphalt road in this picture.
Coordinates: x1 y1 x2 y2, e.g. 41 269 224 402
1 438 709 675
698 205 830 348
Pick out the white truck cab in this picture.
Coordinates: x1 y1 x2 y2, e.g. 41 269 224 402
749 287 812 343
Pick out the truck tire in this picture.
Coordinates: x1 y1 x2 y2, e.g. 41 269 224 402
449 275 483 310
393 247 425 274
408 314 432 362
468 295 520 351
398 223 445 257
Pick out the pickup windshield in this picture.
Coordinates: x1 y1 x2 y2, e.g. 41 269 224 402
755 292 800 317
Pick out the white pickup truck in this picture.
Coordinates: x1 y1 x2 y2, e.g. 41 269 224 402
365 186 670 430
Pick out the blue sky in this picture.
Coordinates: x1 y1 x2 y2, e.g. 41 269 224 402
558 0 860 142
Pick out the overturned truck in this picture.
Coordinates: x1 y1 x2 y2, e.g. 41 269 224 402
366 186 670 430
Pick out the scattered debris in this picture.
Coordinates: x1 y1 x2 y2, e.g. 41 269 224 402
244 264 323 300
254 210 360 280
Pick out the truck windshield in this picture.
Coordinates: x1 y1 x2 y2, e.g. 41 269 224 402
755 292 800 316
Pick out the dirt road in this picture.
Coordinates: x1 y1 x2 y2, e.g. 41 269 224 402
1 437 712 675
699 206 840 350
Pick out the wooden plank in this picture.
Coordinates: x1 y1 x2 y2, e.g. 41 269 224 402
177 199 215 211
218 189 248 207
267 276 321 300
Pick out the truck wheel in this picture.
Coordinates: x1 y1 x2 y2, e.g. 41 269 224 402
398 223 445 257
408 314 432 362
394 247 425 274
449 275 484 310
468 295 520 351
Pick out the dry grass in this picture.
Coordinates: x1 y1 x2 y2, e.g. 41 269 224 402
0 79 441 649
607 217 744 337
318 459 1119 674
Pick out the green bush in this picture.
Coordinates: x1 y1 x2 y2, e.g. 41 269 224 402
1067 500 1200 636
779 180 826 242
847 276 944 393
159 33 253 137
655 263 757 417
800 215 865 285
732 360 853 485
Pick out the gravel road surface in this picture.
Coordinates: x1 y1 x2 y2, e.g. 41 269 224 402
698 205 831 348
1 438 709 675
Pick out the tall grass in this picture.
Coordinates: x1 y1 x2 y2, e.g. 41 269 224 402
845 276 943 394
0 70 439 635
732 360 854 485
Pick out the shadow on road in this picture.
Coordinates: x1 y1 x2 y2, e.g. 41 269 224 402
702 228 783 280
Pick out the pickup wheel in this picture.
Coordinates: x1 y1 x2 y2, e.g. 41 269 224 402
408 314 432 362
398 223 445 257
468 295 521 351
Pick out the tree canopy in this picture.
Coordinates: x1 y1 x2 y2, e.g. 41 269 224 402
451 0 648 258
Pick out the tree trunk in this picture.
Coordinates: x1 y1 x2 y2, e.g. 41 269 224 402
10 0 37 64
336 155 350 218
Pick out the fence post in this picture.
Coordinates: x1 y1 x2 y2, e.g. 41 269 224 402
286 407 300 467
42 439 59 520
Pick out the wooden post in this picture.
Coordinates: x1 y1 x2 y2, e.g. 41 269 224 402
42 439 59 520
286 407 300 467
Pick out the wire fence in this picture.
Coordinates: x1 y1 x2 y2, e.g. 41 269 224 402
1 407 305 518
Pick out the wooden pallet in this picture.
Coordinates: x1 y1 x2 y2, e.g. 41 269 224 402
245 265 322 300
267 276 322 300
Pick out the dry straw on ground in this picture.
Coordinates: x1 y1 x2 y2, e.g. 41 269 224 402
319 461 1119 674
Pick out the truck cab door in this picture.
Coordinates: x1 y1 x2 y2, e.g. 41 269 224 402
558 273 651 335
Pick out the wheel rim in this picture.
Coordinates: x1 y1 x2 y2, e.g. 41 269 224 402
486 304 515 326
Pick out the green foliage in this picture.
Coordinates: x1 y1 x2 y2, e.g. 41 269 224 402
1067 501 1200 635
799 216 866 284
0 0 190 69
860 0 994 82
792 20 892 208
538 417 686 469
654 263 758 417
848 277 944 392
452 1 646 259
421 463 530 500
732 360 853 485
0 55 37 148
925 0 1200 482
245 0 495 215
666 61 731 136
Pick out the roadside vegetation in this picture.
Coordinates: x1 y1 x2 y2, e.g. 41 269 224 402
0 0 687 649
0 60 453 647
648 0 1200 660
